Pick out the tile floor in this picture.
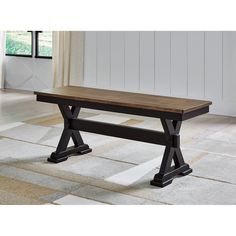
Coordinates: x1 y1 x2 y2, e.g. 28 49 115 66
0 89 236 205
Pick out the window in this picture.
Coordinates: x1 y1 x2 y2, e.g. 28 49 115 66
5 31 52 58
35 31 52 58
5 31 33 57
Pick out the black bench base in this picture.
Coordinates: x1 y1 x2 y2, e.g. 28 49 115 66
48 104 193 188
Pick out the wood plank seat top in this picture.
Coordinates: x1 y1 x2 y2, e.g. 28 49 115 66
35 86 212 188
35 86 212 115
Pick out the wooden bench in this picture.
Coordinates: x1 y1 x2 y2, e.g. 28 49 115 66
35 86 212 187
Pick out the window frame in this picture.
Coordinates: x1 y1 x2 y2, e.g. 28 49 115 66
5 31 33 58
35 31 52 59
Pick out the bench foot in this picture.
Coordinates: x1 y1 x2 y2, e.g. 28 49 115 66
77 144 92 155
48 144 92 163
150 178 173 188
48 155 68 163
150 164 192 188
178 167 192 176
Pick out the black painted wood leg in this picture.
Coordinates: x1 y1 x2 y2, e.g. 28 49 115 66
150 119 192 187
48 105 92 163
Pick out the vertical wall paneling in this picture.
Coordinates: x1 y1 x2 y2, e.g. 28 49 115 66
155 31 171 95
222 32 236 101
97 32 110 88
171 32 188 97
83 31 236 116
124 32 140 92
69 32 85 86
187 32 205 98
110 32 125 90
84 32 97 87
205 32 223 100
139 32 155 93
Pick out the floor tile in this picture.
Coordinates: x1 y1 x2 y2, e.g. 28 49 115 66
104 148 205 187
59 155 134 179
141 199 166 205
93 139 165 164
181 148 208 164
184 139 236 157
0 189 43 205
81 132 118 149
120 118 143 126
136 174 236 205
0 123 51 143
40 192 68 202
37 127 63 144
52 123 64 128
0 175 56 200
42 129 117 149
85 114 131 124
40 133 74 147
54 194 106 205
0 122 24 132
192 153 236 184
206 123 236 144
184 115 235 131
131 119 163 131
105 157 162 186
73 185 162 205
0 138 54 162
0 165 82 192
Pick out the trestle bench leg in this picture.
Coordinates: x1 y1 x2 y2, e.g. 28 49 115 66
48 105 92 163
150 118 192 187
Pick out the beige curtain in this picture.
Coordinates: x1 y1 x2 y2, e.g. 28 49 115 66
52 31 85 87
0 32 5 89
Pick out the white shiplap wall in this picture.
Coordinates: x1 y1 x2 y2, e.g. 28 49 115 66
4 56 52 91
84 31 236 116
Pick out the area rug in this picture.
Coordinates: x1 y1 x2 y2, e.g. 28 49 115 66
0 111 236 205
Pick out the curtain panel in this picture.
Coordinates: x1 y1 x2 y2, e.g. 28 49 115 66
52 31 85 87
0 32 5 89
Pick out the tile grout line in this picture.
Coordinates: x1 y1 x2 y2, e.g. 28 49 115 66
191 174 236 186
89 153 140 166
182 146 236 159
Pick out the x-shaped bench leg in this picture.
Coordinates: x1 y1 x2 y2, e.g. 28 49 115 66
48 105 92 163
150 119 192 187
